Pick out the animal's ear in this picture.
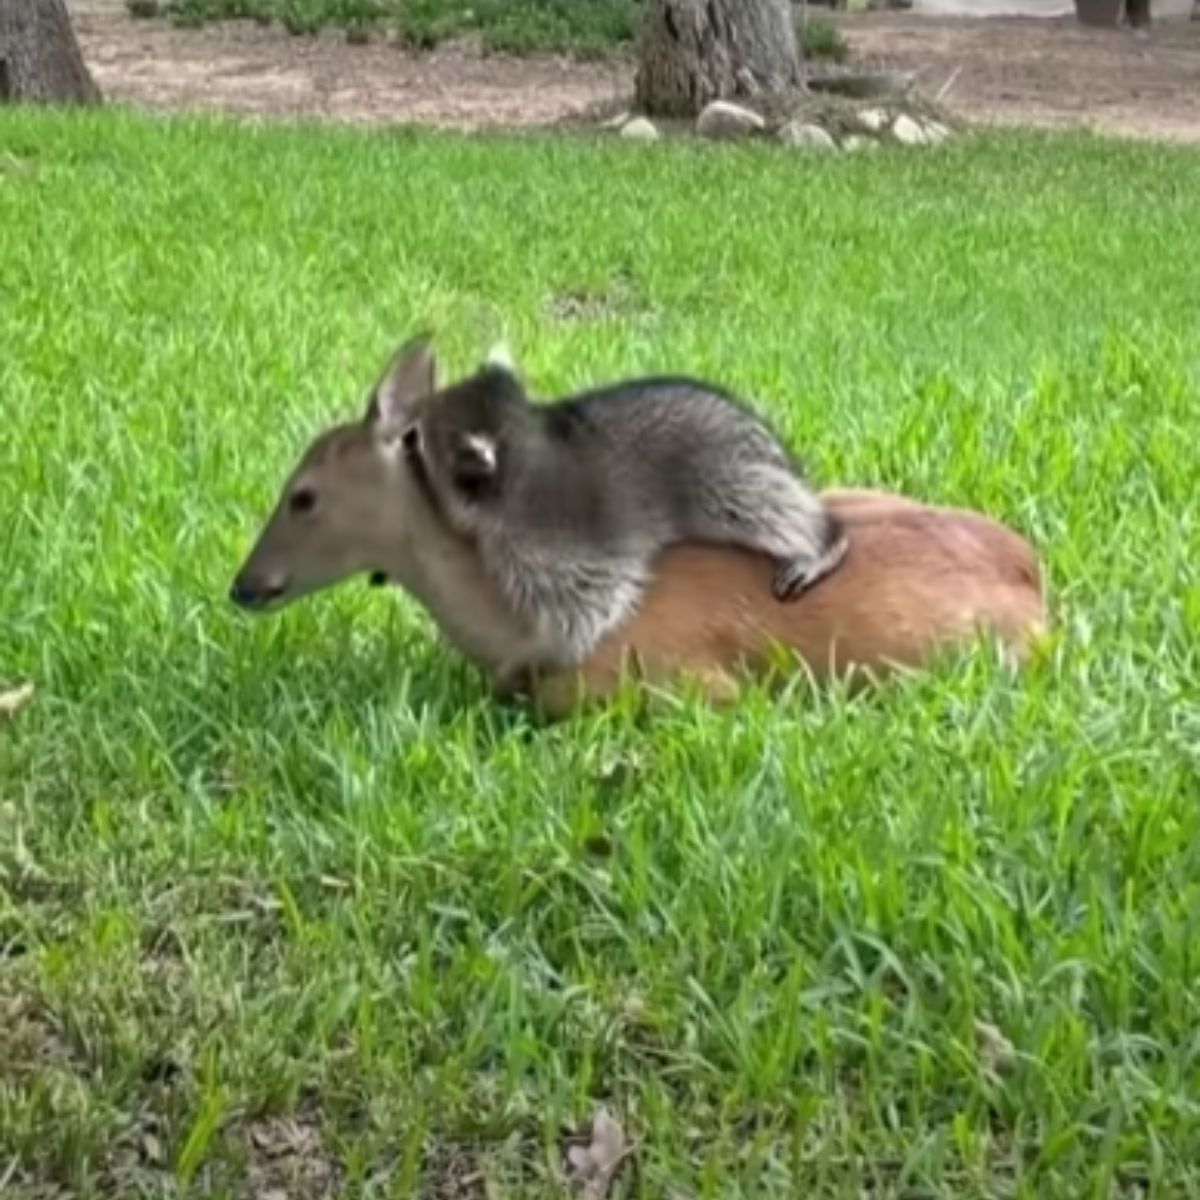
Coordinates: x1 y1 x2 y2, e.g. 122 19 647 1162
365 332 437 432
483 340 518 377
450 431 499 500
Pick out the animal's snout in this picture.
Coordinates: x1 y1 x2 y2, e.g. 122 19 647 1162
229 574 287 610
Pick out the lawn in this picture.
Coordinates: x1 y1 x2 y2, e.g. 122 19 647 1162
2 107 1199 1198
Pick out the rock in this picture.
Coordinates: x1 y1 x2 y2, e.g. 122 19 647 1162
857 107 889 134
842 135 879 153
923 120 951 144
620 117 659 141
600 110 631 131
696 100 766 141
891 114 927 146
778 121 838 151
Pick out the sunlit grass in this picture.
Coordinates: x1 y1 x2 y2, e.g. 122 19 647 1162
1 108 1199 1197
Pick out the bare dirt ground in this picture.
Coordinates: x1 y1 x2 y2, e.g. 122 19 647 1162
846 12 1200 143
68 1 1200 143
69 1 631 130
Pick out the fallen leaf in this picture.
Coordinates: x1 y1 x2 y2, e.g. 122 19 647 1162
0 683 34 718
245 1112 340 1199
140 1130 165 1166
566 1107 628 1199
250 1116 317 1157
975 1019 1016 1076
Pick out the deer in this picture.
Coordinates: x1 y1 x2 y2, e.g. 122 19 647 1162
229 336 1048 719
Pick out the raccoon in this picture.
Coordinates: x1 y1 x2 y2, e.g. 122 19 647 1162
394 347 848 671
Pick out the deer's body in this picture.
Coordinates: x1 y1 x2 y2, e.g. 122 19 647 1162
530 487 1046 716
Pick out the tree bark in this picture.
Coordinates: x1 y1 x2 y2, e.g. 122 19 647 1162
636 0 802 119
0 0 101 106
1124 0 1150 26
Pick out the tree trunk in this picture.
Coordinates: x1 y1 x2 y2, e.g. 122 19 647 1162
636 0 802 119
0 0 101 106
1124 0 1150 26
1073 0 1123 25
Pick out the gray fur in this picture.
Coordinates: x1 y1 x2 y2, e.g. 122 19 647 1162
407 363 848 669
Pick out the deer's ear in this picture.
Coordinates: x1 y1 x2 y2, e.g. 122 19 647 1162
366 332 437 431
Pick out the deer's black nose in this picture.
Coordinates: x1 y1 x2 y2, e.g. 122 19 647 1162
229 579 258 608
229 577 285 609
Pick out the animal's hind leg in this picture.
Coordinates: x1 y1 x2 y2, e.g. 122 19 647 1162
696 465 850 602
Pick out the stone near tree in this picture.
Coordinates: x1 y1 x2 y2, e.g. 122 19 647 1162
637 0 802 119
0 0 101 105
696 100 766 140
923 120 950 144
857 108 889 134
620 117 660 140
778 120 837 151
891 114 927 145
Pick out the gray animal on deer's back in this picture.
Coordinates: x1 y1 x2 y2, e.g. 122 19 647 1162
402 346 848 673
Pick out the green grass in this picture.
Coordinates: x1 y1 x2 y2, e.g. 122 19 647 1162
2 106 1200 1198
800 16 849 65
133 0 641 55
132 0 844 61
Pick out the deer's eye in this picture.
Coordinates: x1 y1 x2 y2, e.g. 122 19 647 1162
401 425 420 454
289 487 317 515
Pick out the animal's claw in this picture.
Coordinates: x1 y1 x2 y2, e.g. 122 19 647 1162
772 535 849 602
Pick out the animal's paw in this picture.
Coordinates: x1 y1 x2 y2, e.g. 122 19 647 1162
771 559 815 602
772 536 850 601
